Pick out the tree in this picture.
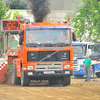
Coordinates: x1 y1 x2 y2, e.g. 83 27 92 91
0 0 11 33
5 0 28 9
13 11 23 20
0 0 11 54
0 0 11 20
72 0 100 42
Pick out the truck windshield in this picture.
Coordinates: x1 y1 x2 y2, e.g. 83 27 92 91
26 29 71 47
91 44 100 54
73 45 86 57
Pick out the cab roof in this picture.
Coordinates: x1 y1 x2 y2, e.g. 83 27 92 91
72 41 94 45
21 22 71 30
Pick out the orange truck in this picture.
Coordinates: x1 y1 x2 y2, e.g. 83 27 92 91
2 20 76 86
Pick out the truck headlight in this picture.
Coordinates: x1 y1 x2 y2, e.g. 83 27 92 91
80 67 84 70
27 66 33 69
64 65 70 69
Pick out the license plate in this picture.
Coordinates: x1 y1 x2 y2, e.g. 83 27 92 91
65 71 70 74
44 71 54 74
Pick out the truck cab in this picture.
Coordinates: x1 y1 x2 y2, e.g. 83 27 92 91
1 20 75 86
72 42 94 77
17 22 74 86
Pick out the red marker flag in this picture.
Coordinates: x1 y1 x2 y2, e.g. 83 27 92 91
16 16 20 20
67 15 70 22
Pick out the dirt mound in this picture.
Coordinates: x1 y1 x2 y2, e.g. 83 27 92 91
3 72 12 85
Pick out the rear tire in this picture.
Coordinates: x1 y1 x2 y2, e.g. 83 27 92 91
12 62 21 85
21 68 30 86
62 76 70 86
96 72 100 78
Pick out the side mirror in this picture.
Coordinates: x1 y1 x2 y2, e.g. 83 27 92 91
19 31 23 35
19 36 23 45
72 32 76 41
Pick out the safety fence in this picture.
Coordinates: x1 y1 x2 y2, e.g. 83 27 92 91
0 63 7 83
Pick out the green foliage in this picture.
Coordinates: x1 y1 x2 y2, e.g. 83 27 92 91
0 0 11 20
7 65 13 75
0 0 11 54
72 0 100 42
5 0 28 9
94 45 99 53
13 11 23 20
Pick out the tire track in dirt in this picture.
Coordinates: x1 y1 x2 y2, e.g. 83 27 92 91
0 77 100 100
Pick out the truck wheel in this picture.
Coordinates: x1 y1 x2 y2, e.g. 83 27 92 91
12 62 21 85
21 68 30 86
74 75 83 77
62 76 71 86
96 72 100 78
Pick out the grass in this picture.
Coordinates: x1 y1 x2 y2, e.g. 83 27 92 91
7 64 13 75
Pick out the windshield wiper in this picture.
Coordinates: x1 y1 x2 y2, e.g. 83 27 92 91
26 43 39 47
26 42 70 47
53 42 70 47
26 43 52 47
40 43 54 47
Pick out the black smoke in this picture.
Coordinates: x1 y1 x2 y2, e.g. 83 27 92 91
26 0 50 22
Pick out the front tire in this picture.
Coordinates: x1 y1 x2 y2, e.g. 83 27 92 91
62 76 71 86
96 72 100 78
21 68 30 86
12 62 21 85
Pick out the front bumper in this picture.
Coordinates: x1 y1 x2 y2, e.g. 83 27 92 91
74 70 86 75
24 70 73 78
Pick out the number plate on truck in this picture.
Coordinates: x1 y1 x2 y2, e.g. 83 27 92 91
44 71 54 74
65 71 70 74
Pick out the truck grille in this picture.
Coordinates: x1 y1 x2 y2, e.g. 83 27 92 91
27 51 70 62
73 64 80 71
35 62 62 71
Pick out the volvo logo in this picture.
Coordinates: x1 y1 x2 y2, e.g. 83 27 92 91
47 55 51 58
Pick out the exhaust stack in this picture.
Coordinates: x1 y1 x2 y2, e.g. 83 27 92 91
26 0 50 22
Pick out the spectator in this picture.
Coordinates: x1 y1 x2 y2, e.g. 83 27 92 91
84 54 92 82
9 36 18 47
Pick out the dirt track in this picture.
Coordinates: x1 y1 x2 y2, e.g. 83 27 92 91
0 76 100 100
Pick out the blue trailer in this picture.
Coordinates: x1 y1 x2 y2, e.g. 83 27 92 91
72 42 100 78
